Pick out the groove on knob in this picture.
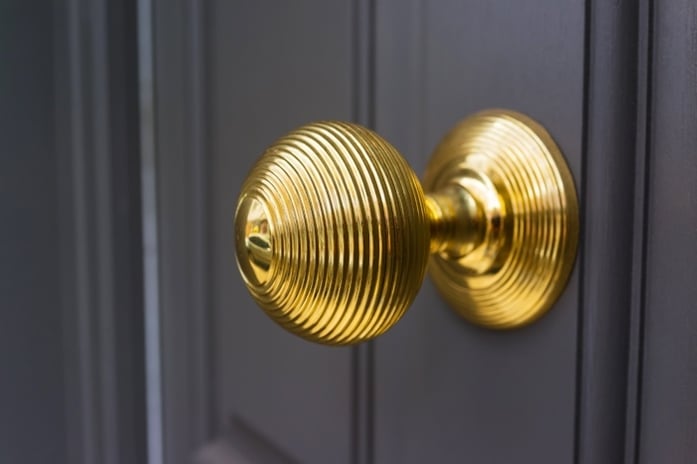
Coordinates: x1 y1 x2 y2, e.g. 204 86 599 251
235 122 431 345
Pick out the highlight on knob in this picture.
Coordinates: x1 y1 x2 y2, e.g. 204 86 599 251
234 122 431 345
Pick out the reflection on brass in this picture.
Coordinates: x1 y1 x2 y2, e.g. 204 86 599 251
234 110 578 345
237 197 272 285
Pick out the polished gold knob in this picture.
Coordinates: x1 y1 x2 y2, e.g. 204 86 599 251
235 110 578 345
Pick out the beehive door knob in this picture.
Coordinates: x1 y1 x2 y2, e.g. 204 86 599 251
235 109 579 345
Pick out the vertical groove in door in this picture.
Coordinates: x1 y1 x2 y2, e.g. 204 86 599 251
186 0 215 447
351 0 376 463
91 2 120 462
573 0 592 459
137 0 163 462
150 0 215 461
64 1 97 460
575 0 641 462
625 0 654 462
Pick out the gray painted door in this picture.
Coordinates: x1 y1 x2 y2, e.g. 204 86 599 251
148 1 694 464
6 1 697 464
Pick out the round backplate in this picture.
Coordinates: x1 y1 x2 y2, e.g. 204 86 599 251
423 110 579 329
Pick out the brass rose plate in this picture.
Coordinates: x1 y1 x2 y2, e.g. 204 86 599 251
235 110 579 345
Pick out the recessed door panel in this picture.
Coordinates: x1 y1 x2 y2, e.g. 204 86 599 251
374 1 584 462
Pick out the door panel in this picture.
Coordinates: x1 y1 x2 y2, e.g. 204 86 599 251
150 1 693 463
10 0 697 462
208 2 355 462
374 1 584 462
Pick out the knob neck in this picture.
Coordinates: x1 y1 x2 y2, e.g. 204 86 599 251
425 186 484 257
425 170 506 275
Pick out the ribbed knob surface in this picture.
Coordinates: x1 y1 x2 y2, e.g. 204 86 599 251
235 122 430 345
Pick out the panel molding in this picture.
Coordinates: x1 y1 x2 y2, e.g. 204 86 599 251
574 0 639 462
55 0 146 463
624 0 654 462
149 0 215 462
628 0 697 461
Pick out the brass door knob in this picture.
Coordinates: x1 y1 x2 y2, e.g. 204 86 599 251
234 109 578 345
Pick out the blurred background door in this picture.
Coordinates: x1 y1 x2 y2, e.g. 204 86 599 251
3 1 697 463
